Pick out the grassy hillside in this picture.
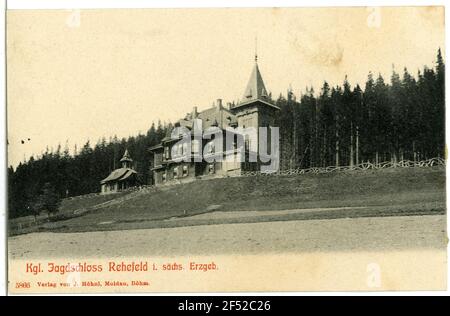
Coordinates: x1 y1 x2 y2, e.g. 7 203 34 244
8 191 135 236
46 167 445 233
59 191 131 213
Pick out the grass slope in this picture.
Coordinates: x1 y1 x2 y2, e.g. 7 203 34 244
45 167 445 233
59 191 131 213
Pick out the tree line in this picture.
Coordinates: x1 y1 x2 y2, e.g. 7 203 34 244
7 49 445 218
276 49 445 170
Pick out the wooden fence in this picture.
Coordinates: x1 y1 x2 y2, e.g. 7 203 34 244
241 157 445 177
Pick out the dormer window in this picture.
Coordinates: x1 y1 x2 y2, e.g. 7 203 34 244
261 88 267 98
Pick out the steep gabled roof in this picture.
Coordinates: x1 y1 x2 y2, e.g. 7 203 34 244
233 60 279 110
242 62 269 103
100 168 137 184
171 105 238 134
198 106 237 129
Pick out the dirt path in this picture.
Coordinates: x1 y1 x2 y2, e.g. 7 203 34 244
35 201 444 234
171 206 369 220
9 215 447 259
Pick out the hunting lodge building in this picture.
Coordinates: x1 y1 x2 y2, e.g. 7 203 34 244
149 56 279 186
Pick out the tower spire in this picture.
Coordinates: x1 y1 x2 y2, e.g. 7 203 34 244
120 148 133 169
255 35 258 63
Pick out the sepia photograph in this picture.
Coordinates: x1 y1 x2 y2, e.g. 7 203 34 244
4 3 447 294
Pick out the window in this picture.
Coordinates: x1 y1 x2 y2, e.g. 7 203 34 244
173 167 179 178
183 142 188 156
208 163 215 174
154 153 162 166
192 139 200 154
162 171 167 182
164 146 170 159
183 165 188 177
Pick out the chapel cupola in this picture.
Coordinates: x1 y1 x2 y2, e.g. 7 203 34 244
120 149 133 169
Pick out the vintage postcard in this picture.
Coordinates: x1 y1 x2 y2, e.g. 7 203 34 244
6 6 447 294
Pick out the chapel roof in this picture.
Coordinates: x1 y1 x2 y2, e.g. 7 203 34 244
100 168 137 184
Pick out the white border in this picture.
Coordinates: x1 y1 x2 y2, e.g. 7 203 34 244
4 0 448 9
1 0 449 296
1 0 6 298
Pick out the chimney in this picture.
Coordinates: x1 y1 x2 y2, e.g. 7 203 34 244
226 102 232 109
216 99 223 109
192 106 198 118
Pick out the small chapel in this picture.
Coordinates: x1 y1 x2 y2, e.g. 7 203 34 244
100 149 138 194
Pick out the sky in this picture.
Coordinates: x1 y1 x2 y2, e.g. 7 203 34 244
6 7 445 168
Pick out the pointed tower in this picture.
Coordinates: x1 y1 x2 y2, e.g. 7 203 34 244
242 56 270 103
230 53 279 154
235 52 278 109
120 149 133 169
